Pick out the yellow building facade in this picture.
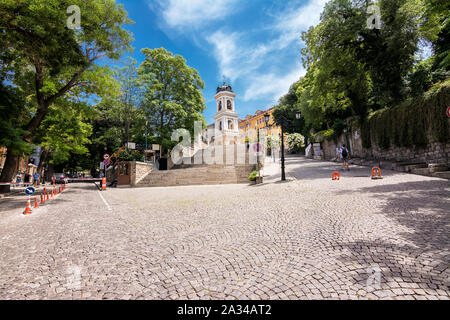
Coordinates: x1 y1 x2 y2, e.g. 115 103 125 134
238 107 282 144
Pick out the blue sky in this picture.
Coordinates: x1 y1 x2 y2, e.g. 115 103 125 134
115 0 328 124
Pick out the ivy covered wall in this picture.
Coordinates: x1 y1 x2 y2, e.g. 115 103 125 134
361 83 449 151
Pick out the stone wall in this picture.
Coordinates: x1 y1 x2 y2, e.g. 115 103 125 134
137 164 256 187
318 121 450 166
130 161 153 186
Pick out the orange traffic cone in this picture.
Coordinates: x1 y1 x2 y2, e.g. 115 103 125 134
34 197 39 208
371 167 383 179
47 191 50 200
40 194 44 204
332 171 340 180
24 197 32 215
102 177 107 191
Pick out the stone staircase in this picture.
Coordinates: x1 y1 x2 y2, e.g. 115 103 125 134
349 158 450 179
136 164 255 187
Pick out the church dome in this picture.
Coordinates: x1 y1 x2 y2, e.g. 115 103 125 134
216 81 233 93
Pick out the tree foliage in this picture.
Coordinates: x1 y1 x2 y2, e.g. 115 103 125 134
0 0 133 188
276 0 448 149
138 48 206 154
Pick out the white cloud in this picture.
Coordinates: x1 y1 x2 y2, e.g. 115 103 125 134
271 0 328 49
206 31 270 82
154 0 239 29
243 66 306 102
205 0 326 102
152 0 327 103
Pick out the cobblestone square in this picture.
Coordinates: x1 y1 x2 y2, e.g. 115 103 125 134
0 158 448 300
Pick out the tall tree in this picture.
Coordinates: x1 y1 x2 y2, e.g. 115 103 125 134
273 80 307 137
422 0 450 74
34 99 94 176
0 0 133 192
301 0 371 121
138 48 206 155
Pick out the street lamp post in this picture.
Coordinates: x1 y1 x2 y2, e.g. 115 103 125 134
279 111 301 181
103 146 107 179
257 113 271 180
145 120 148 163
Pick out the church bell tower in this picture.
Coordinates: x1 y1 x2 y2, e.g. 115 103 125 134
213 80 239 145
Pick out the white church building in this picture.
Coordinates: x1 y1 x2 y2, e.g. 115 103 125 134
203 81 240 146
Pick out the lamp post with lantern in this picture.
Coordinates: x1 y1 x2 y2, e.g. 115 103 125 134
257 113 271 180
278 111 301 181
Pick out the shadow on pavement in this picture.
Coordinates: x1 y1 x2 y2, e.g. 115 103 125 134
0 183 97 213
345 179 449 248
333 179 449 291
282 156 401 180
335 238 448 292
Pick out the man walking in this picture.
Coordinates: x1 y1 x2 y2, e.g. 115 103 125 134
33 172 40 186
340 144 350 171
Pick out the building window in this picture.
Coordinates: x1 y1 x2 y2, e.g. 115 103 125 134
218 101 222 111
227 100 232 110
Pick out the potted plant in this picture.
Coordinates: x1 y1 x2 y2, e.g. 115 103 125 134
248 170 258 184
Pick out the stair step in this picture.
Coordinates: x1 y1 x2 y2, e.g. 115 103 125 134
410 167 431 176
431 171 450 179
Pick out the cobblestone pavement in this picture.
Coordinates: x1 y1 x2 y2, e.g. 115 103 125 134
0 157 448 300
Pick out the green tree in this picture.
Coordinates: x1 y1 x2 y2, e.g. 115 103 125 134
273 81 303 129
301 0 371 120
35 100 93 175
138 48 206 155
0 0 133 192
422 0 450 73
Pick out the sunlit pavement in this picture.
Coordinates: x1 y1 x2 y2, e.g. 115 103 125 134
0 157 448 300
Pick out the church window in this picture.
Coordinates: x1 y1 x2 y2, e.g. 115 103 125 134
218 101 222 111
227 100 232 110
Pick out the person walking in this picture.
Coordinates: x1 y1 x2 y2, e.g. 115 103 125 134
335 146 341 162
340 144 350 171
33 172 40 186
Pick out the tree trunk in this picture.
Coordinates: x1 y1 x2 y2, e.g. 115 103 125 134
37 148 49 182
0 149 19 193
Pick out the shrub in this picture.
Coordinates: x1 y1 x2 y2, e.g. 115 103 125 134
248 170 258 181
311 129 334 143
117 149 143 162
286 133 305 153
266 135 280 149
